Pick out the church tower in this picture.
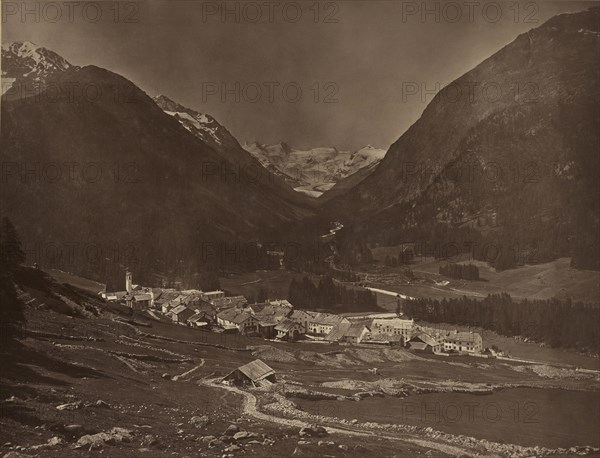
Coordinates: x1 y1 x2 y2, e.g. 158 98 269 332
125 270 133 294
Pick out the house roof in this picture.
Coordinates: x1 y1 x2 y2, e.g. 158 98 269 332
211 296 248 309
155 291 180 304
344 323 370 338
181 289 203 295
325 322 352 341
133 293 152 301
171 305 193 316
249 301 292 317
373 317 414 328
218 308 255 325
237 359 275 382
310 313 348 327
410 333 438 347
445 331 481 343
188 312 210 323
275 318 303 333
180 294 204 305
255 315 278 327
410 342 429 351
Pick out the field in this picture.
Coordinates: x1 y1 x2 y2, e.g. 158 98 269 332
368 246 600 304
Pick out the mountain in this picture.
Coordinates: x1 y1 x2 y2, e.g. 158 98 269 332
153 94 235 150
323 8 600 270
1 43 313 283
243 142 386 197
1 41 74 95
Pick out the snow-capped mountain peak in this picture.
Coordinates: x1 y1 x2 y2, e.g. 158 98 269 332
1 41 74 95
2 41 72 77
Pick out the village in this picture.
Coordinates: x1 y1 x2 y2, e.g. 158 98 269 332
101 271 485 356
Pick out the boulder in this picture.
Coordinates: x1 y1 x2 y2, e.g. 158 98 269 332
47 436 63 446
190 415 210 428
75 432 115 450
223 424 240 436
208 438 223 448
233 431 250 441
75 427 133 449
299 424 327 438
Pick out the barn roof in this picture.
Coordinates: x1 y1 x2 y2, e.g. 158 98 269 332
237 359 275 382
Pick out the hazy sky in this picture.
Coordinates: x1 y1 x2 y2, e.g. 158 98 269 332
3 1 595 150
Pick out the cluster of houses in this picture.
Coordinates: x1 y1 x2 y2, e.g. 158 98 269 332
101 272 483 354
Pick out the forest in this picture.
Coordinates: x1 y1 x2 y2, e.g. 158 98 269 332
288 275 378 312
403 293 600 352
439 263 480 280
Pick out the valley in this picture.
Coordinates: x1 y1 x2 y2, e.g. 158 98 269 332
2 4 600 457
1 269 598 457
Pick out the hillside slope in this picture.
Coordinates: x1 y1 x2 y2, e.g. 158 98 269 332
323 8 600 269
1 44 314 282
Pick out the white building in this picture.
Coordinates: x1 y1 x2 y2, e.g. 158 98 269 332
371 317 414 343
442 331 483 353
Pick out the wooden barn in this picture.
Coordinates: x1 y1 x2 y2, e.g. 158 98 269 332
222 359 276 387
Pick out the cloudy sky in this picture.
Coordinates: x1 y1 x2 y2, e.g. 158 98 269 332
3 0 595 150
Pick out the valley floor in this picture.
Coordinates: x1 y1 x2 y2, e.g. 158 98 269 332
1 300 599 457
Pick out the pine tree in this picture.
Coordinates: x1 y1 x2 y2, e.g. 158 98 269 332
1 217 25 271
0 217 26 344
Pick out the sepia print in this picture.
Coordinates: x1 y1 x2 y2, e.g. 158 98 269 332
1 1 599 457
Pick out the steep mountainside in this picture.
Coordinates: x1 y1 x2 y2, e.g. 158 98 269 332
243 142 386 197
323 8 600 270
1 44 313 282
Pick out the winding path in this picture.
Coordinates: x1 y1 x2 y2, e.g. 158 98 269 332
200 379 491 457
